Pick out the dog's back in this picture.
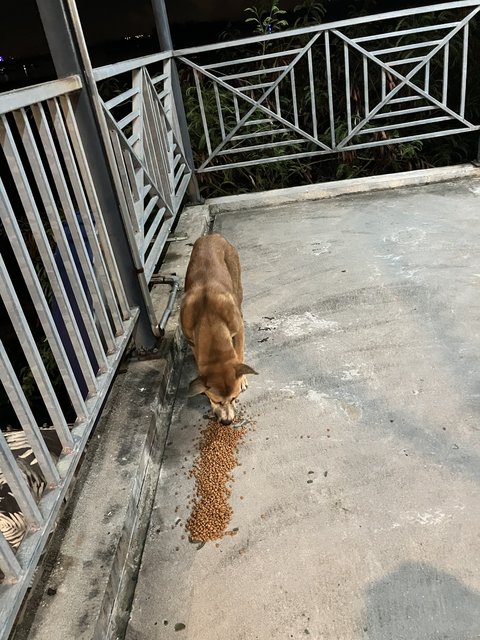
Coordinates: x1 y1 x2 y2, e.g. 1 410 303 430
180 234 256 424
184 234 242 306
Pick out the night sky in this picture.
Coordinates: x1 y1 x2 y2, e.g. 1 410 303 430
1 0 448 60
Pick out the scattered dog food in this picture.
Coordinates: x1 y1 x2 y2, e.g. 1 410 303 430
186 415 249 542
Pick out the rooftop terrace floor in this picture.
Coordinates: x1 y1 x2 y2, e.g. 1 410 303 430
126 175 480 640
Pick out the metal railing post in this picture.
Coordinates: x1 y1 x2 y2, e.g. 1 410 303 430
150 0 203 203
36 0 158 349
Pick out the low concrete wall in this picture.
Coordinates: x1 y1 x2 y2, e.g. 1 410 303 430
208 164 480 214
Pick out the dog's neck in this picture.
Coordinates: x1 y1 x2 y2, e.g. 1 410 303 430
195 321 237 370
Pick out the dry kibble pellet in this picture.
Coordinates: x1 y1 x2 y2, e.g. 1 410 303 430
186 417 247 542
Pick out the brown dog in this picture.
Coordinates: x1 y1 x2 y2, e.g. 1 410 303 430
180 234 257 424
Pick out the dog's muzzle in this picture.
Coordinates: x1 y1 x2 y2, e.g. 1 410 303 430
211 401 236 426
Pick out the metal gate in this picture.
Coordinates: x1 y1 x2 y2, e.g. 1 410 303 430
0 76 138 637
176 0 480 172
0 1 194 635
93 55 191 283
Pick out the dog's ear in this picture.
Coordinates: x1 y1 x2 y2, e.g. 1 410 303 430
188 377 208 397
235 363 258 377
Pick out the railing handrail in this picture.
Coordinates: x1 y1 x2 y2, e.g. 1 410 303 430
0 75 82 115
173 0 480 57
91 1 480 84
93 50 171 82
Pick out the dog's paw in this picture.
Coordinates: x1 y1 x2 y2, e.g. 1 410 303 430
240 375 249 392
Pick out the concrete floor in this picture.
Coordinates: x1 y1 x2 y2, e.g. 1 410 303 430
125 177 480 640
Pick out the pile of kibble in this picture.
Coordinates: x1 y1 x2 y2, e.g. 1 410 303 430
186 417 247 541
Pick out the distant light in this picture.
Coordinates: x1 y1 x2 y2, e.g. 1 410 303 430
124 34 150 41
0 56 4 62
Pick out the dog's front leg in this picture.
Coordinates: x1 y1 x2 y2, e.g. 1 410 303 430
233 326 248 392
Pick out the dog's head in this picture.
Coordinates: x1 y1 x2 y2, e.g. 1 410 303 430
188 363 258 425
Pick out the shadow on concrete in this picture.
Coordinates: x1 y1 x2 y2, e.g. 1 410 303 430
363 562 480 640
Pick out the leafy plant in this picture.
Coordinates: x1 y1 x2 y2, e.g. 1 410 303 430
293 0 328 28
180 1 480 199
244 3 289 37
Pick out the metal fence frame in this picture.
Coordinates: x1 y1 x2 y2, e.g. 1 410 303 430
174 0 480 172
0 76 138 637
0 1 195 634
93 54 192 283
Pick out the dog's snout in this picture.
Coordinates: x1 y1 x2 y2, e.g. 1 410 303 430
210 399 236 425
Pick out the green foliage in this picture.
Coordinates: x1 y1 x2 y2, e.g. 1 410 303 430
244 3 289 37
293 0 328 27
182 1 480 198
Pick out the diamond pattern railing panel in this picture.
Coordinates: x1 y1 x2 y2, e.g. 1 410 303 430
176 1 480 172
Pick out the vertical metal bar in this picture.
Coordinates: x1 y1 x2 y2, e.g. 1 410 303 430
171 59 202 202
363 55 369 116
233 95 240 124
132 67 146 225
193 69 212 155
325 31 335 148
442 42 449 105
123 148 142 214
0 429 44 527
344 42 351 134
143 72 175 209
290 68 299 129
0 179 87 419
13 108 109 372
48 97 125 336
460 23 469 117
307 47 317 139
0 255 74 451
162 58 177 132
146 71 175 198
424 60 430 94
275 86 281 116
0 342 60 485
31 103 117 354
0 117 99 394
139 79 175 265
143 73 167 189
132 68 144 160
150 0 202 202
213 83 226 140
150 0 173 50
0 530 23 583
109 128 143 251
59 94 131 322
38 0 159 347
381 68 386 100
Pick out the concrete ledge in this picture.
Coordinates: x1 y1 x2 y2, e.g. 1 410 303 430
207 164 480 214
12 204 210 640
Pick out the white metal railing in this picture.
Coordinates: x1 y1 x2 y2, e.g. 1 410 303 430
0 0 196 632
175 0 480 172
0 6 196 631
0 78 137 636
93 54 191 282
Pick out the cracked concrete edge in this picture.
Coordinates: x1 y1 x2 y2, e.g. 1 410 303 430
206 164 480 214
98 343 186 640
10 203 211 640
